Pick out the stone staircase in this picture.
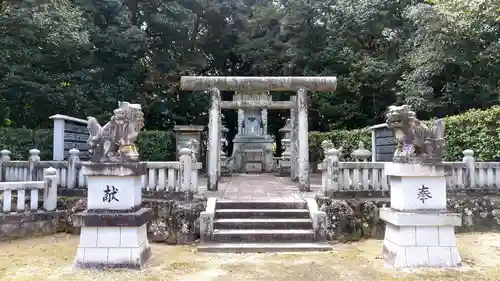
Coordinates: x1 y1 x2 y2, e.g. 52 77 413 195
198 199 331 253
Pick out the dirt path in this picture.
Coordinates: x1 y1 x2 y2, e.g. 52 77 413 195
0 233 499 281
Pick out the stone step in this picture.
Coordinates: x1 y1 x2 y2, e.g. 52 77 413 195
215 209 310 219
197 242 332 253
214 218 312 229
211 229 315 243
216 200 307 210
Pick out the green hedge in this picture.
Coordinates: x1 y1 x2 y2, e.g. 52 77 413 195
0 128 175 161
309 129 371 163
136 130 176 161
444 106 500 161
1 106 499 163
309 105 500 163
0 128 53 160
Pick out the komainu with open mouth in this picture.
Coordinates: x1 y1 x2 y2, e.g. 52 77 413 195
385 105 446 163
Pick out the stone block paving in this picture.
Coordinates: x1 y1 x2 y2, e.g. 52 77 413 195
201 173 324 201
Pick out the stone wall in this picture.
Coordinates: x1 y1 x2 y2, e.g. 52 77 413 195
2 193 500 243
316 195 500 242
0 211 64 240
57 193 206 245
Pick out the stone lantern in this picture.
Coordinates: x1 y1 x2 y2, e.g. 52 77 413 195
351 141 371 162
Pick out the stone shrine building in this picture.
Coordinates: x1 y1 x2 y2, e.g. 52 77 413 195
230 92 274 173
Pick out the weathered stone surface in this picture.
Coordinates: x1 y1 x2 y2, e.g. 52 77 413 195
385 104 446 163
4 193 500 244
180 76 337 91
87 101 144 163
58 197 87 234
316 198 385 242
0 212 62 240
448 196 500 232
81 162 147 177
72 208 152 227
58 197 206 244
145 199 206 244
297 88 310 191
316 196 500 242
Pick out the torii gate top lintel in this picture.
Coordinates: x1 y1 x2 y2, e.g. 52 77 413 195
180 76 337 92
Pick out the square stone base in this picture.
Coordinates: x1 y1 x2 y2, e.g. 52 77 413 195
74 223 151 270
382 236 462 268
381 209 462 268
245 162 262 173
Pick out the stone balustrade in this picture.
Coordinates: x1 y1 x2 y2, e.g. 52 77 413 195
2 147 499 194
0 167 58 213
318 149 500 194
0 148 200 193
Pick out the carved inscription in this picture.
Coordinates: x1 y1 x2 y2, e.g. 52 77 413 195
102 185 119 203
417 185 432 203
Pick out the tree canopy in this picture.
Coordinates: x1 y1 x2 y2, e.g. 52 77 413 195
1 0 499 134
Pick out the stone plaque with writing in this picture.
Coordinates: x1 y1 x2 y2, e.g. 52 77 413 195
374 126 397 162
64 121 90 160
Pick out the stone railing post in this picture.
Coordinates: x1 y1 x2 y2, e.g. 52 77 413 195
43 167 58 211
179 147 193 198
200 197 216 242
325 148 341 196
351 141 371 162
67 148 80 189
0 149 11 182
191 165 199 194
28 149 40 181
462 149 476 188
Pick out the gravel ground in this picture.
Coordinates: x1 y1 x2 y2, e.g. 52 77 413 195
0 233 499 281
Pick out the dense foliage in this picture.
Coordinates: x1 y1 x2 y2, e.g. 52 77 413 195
0 0 499 158
1 1 499 129
444 106 500 161
0 128 175 161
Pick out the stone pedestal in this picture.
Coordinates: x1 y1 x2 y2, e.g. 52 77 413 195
73 163 152 270
232 135 273 173
380 163 462 268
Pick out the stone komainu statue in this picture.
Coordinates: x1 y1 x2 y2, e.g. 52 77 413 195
321 140 334 153
385 104 446 162
185 139 199 161
87 101 145 163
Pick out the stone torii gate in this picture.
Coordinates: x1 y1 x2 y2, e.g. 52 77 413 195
180 76 337 192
